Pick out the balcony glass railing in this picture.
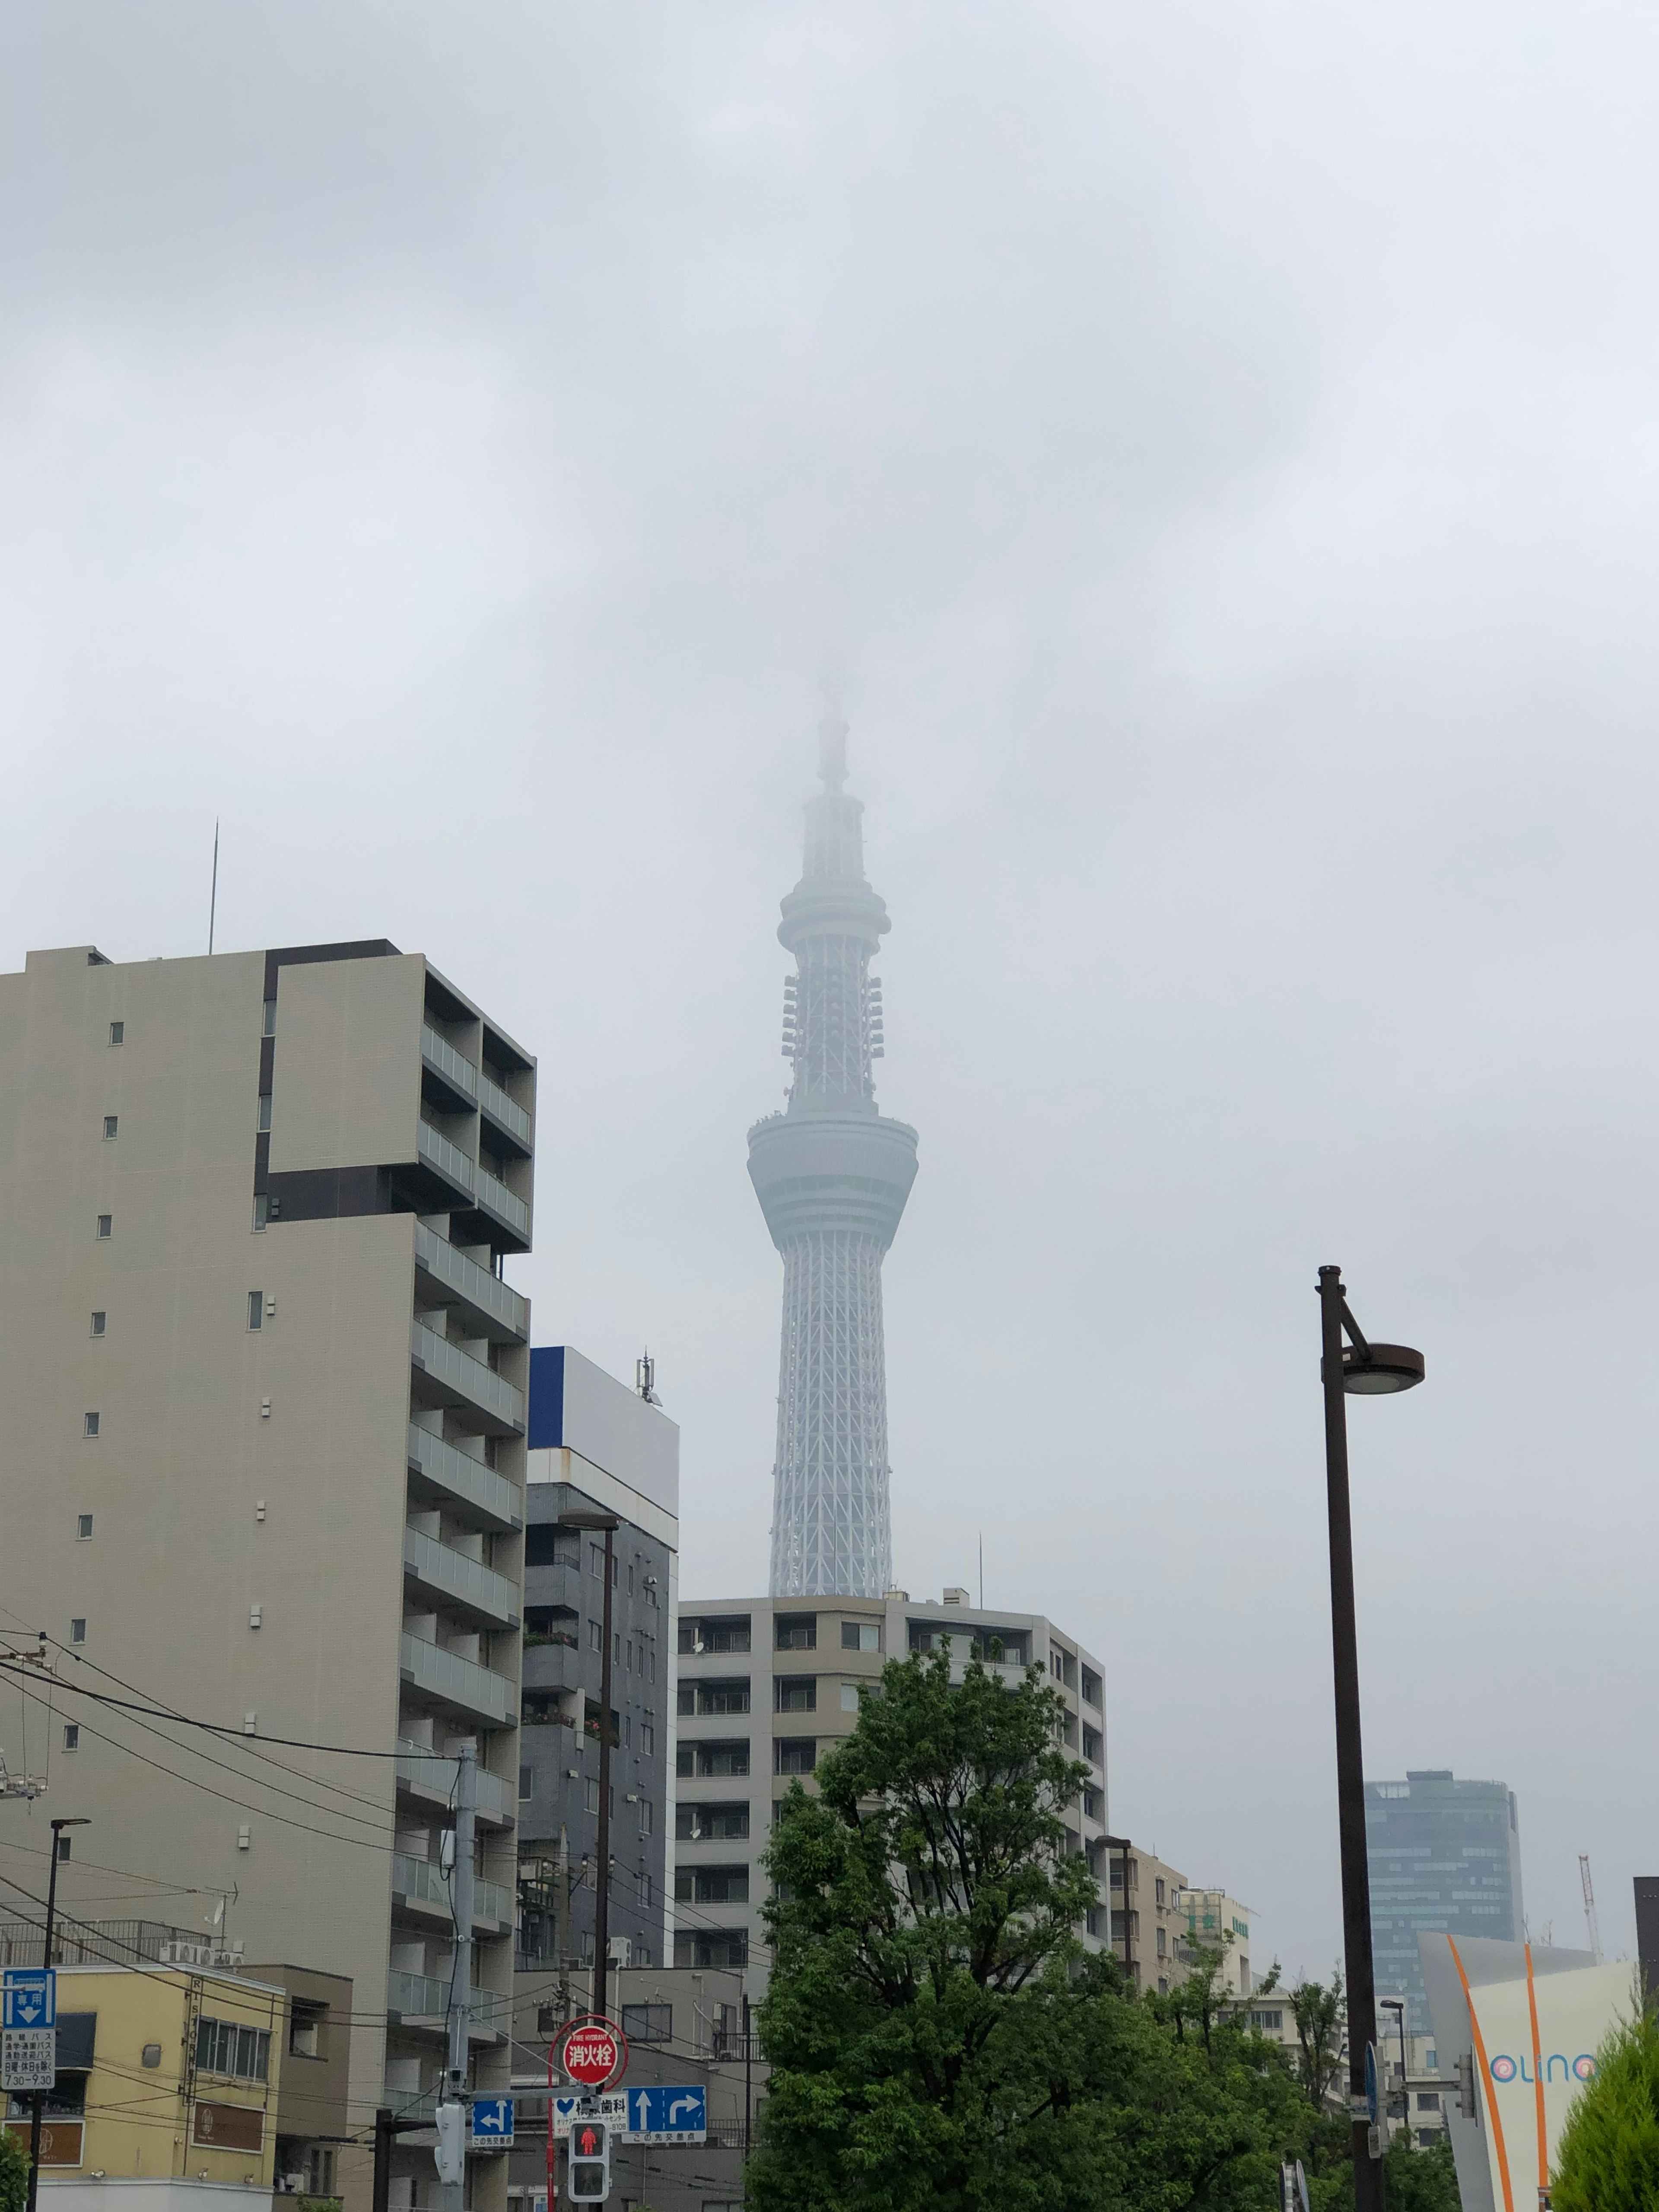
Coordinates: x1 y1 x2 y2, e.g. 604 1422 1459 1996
413 1226 528 1342
391 1852 514 1926
395 1745 515 1824
406 1426 521 1532
404 1527 518 1627
478 1072 532 1149
421 1025 479 1104
387 1970 501 2027
410 1324 524 1430
474 1165 530 1238
417 1119 477 1198
400 1634 515 1726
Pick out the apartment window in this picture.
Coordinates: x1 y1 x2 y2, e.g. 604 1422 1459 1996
637 1799 653 1834
640 1723 655 1756
840 1683 861 1712
248 1290 264 1331
96 1215 112 1239
253 1195 269 1231
103 1115 118 1140
588 1620 603 1651
1154 1878 1166 1907
585 1778 601 1813
55 1834 73 1861
625 1638 634 1672
289 2002 327 2060
108 1021 124 1046
680 1678 750 1717
523 1525 580 1567
679 1614 751 1655
76 1515 93 1541
672 1931 747 1971
623 1715 632 1749
775 1678 816 1713
841 1620 879 1652
263 1000 277 1036
195 2018 271 2083
613 1631 621 1665
519 1766 534 1802
774 1738 816 1776
83 1412 100 1439
89 1312 106 1337
775 1615 817 1651
62 1725 79 1751
676 1802 750 1842
621 2002 671 2044
257 1093 272 1133
676 1865 750 1905
1156 1927 1167 1957
1081 1666 1102 1709
591 1544 605 1579
678 1740 750 1778
627 1564 635 1596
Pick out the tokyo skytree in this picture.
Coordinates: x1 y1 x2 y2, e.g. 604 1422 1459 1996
749 716 919 1599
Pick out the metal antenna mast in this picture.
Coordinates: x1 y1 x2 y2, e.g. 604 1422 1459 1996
1580 1854 1603 1962
208 819 220 954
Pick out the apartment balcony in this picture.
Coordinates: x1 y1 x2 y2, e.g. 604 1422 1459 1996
386 1970 505 2043
400 1632 517 1729
520 1637 585 1693
395 1744 515 1830
413 1225 528 1345
473 1164 530 1246
478 1072 532 1155
391 1852 515 1933
415 1119 478 1209
409 1322 524 1436
421 1025 480 1112
407 1425 521 1535
404 1528 519 1630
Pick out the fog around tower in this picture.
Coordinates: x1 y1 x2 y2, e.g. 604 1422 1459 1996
5 0 1659 1986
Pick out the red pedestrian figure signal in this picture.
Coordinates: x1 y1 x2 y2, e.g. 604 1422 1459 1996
567 2118 610 2203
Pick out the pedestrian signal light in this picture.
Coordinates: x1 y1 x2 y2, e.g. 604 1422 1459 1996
567 2117 610 2203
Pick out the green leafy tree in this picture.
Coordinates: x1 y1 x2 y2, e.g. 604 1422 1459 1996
1379 2131 1462 2209
1289 1974 1345 2110
0 2125 27 2212
1552 2001 1659 2212
750 1647 1316 2212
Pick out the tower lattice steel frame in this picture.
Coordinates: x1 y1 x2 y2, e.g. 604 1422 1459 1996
749 718 918 1598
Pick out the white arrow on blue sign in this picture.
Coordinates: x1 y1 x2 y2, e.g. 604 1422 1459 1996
2 1970 56 2031
469 2098 514 2145
623 2085 706 2143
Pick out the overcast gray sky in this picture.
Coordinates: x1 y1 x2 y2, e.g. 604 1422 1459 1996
5 0 1657 1980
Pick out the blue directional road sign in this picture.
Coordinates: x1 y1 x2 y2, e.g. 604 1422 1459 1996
2 1970 55 2030
621 2085 706 2144
469 2097 514 2147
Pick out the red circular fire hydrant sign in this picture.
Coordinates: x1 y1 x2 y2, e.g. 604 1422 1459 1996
559 2016 627 2088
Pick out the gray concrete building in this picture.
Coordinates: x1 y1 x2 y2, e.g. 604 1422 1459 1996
0 938 536 2212
1367 1770 1524 2032
672 1589 1108 1991
515 1346 679 1982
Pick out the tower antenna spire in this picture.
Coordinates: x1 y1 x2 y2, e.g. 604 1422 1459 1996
749 715 918 1599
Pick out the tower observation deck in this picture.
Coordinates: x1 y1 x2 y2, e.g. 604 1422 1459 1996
749 718 918 1598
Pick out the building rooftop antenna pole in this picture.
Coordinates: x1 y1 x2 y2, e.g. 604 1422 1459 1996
208 818 220 955
1580 1854 1603 1963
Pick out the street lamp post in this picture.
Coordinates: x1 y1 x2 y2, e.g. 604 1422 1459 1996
27 1817 90 2212
558 1510 622 2023
1318 1265 1423 2212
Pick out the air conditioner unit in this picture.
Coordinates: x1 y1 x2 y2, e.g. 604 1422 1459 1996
607 1938 632 1969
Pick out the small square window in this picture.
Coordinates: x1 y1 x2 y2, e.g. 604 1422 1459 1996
70 1619 86 1644
77 1515 93 1540
103 1115 118 1140
257 1093 272 1133
63 1724 79 1751
248 1291 264 1332
83 1412 100 1439
96 1214 112 1239
89 1312 106 1337
108 1021 124 1046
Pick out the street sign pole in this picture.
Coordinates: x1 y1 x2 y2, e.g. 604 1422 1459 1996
26 1816 86 2212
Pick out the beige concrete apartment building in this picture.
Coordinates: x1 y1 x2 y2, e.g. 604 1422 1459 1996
0 939 536 2212
671 1589 1109 1992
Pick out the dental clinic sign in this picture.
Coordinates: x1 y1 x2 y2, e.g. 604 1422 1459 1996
1420 1932 1637 2212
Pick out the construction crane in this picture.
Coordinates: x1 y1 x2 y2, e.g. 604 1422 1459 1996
1580 1855 1604 1963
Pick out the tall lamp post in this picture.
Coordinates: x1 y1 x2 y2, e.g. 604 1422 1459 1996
27 1817 89 2212
558 1510 621 2022
1318 1265 1423 2212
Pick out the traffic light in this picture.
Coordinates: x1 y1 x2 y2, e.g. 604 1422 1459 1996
1454 2053 1478 2121
433 2102 466 2187
567 2117 610 2203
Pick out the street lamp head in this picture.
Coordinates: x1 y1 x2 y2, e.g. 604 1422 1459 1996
50 1817 90 1831
558 1511 622 1533
1335 1342 1425 1396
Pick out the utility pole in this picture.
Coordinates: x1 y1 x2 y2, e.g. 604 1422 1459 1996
439 1743 476 2212
27 1818 89 2212
557 1510 621 2019
558 1825 572 2028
